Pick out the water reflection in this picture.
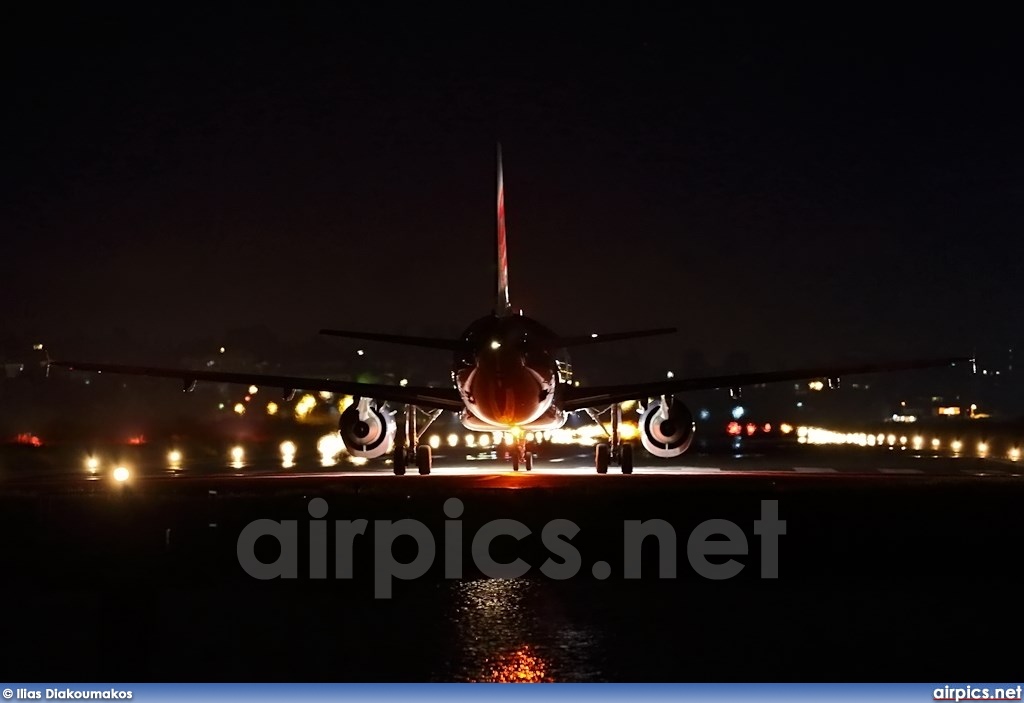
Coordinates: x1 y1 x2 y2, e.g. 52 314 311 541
448 578 603 682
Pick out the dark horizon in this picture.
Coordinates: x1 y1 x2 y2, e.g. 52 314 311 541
4 7 1022 371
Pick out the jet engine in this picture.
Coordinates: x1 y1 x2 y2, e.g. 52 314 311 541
639 398 695 457
338 400 396 459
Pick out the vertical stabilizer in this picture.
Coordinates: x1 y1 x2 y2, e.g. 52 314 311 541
495 144 512 315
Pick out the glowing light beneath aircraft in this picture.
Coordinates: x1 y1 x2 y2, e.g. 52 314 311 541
317 432 345 465
912 436 924 450
295 394 317 419
429 434 441 449
168 449 182 465
113 466 129 482
951 440 962 453
447 433 459 448
86 456 99 473
479 433 491 447
280 441 296 458
1010 447 1021 461
977 441 988 455
465 434 476 448
231 446 244 463
932 438 941 449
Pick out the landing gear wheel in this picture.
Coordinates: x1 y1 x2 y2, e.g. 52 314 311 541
512 453 520 471
620 442 634 474
393 444 407 475
525 452 533 471
596 443 610 474
416 445 431 475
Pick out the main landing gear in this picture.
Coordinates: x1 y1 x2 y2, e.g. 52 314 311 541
585 404 634 475
392 404 443 475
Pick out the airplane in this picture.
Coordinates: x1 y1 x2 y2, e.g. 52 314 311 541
48 146 972 475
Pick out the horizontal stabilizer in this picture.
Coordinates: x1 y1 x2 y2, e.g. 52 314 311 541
556 328 677 347
319 329 462 351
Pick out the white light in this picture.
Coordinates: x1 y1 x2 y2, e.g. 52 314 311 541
317 433 345 463
731 406 744 419
465 434 477 448
168 449 182 464
1010 447 1020 461
447 433 459 447
219 346 225 354
912 436 924 450
400 378 409 387
479 434 491 447
248 385 258 395
113 466 130 482
490 340 501 350
666 371 674 379
357 350 364 356
931 438 941 449
591 333 598 338
86 456 99 472
977 441 988 454
951 440 962 453
886 434 896 445
231 446 244 462
429 434 440 449
280 441 296 457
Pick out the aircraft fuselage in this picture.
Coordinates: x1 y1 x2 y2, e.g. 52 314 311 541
452 314 568 430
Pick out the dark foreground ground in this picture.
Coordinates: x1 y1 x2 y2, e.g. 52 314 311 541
0 442 1021 682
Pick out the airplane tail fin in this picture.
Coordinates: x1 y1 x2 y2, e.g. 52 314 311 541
21 343 51 380
495 143 512 316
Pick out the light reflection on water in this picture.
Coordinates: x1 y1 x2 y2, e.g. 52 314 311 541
446 578 604 682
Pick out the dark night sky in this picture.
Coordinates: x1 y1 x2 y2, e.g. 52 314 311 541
3 5 1022 372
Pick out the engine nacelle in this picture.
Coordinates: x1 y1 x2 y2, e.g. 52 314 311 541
338 401 396 459
639 398 695 458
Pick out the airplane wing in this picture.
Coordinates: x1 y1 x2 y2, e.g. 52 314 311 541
49 361 464 410
562 355 973 410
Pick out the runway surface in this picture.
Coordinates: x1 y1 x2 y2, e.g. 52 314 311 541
1 441 1021 681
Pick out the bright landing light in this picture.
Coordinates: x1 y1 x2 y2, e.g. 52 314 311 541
113 466 130 482
167 449 182 464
